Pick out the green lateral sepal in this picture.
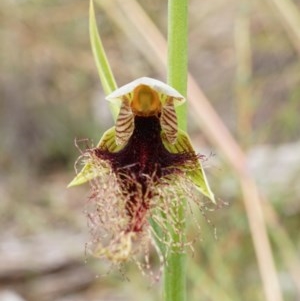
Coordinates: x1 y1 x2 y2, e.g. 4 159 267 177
162 129 216 204
68 126 123 187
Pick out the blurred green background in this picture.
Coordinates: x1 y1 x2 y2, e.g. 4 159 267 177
0 0 300 300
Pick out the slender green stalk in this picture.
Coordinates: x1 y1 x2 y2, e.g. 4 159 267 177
167 0 188 131
164 0 188 301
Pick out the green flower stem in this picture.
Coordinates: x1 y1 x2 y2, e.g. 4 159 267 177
164 0 188 301
167 0 188 131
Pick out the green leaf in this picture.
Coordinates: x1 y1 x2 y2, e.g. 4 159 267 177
89 0 119 120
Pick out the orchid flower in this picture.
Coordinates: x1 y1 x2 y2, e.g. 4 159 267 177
69 77 215 264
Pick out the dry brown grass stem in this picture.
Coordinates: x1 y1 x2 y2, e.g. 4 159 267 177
96 0 284 300
96 0 167 78
264 0 300 55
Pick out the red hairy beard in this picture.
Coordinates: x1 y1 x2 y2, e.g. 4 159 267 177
94 115 197 232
